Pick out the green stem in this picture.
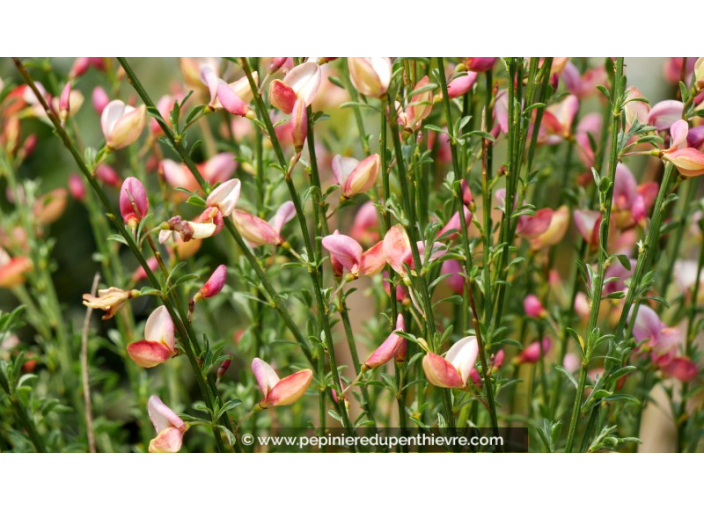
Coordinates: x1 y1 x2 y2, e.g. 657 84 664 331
565 57 624 453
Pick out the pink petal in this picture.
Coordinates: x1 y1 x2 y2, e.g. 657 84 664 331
265 369 313 407
359 241 385 276
269 201 296 234
364 314 405 369
126 340 173 368
445 336 479 386
144 305 175 352
422 352 463 388
284 62 322 107
648 100 684 130
251 357 280 399
382 224 411 274
322 233 363 273
147 395 185 433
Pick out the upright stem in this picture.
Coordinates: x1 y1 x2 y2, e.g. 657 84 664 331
565 57 624 453
14 58 230 453
436 57 499 435
239 58 354 434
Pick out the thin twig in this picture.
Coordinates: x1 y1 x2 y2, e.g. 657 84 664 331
81 273 100 453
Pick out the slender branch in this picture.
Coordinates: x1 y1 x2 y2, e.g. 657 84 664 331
81 273 100 453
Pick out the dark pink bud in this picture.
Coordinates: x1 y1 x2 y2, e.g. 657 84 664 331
217 358 232 380
269 57 288 73
523 294 546 318
95 164 122 188
447 72 478 98
195 264 227 301
68 173 86 201
92 86 110 116
517 338 552 364
119 177 149 229
290 97 308 151
465 57 497 73
59 82 71 124
460 179 473 206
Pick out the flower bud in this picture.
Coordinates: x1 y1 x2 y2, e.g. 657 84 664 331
92 86 110 115
68 173 86 201
119 177 149 230
517 338 552 364
95 164 121 187
447 73 478 98
348 57 392 98
465 57 497 73
269 57 288 73
364 315 405 369
194 264 227 301
101 100 146 150
0 250 32 288
59 82 71 126
290 98 308 151
523 294 546 318
217 358 232 381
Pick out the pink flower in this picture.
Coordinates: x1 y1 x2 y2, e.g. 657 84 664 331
119 177 149 230
630 305 679 366
441 259 464 294
422 336 479 388
661 357 698 382
349 202 380 246
382 224 411 274
95 164 121 188
663 148 704 177
68 173 86 201
575 113 602 168
573 209 601 248
101 100 146 150
69 57 104 78
348 58 392 98
648 100 684 131
465 57 497 73
82 286 138 320
531 205 570 250
92 86 109 115
523 294 546 318
58 82 71 125
517 338 551 364
147 396 188 453
447 72 478 99
364 314 406 369
217 80 253 117
206 179 241 216
403 76 434 132
516 208 553 239
437 206 472 240
268 62 322 113
0 249 32 289
624 86 650 132
200 153 237 184
543 94 579 142
561 62 606 98
194 264 227 301
252 358 313 408
332 154 381 198
127 306 177 368
322 232 385 278
231 201 296 246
